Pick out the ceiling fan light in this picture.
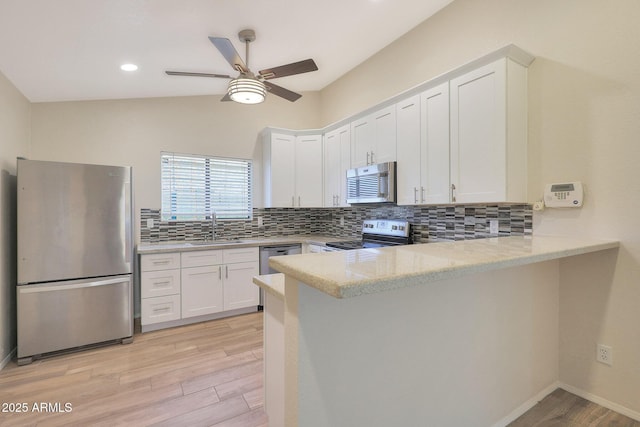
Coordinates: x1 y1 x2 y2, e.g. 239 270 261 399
228 77 266 104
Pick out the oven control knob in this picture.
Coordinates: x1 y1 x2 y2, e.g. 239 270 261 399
392 225 398 230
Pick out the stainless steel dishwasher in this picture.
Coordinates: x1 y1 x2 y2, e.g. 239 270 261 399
259 244 302 306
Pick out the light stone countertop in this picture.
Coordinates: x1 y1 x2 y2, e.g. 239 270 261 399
136 234 345 254
253 273 285 301
268 235 620 299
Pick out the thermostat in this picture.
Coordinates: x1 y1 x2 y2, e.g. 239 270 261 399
544 182 584 208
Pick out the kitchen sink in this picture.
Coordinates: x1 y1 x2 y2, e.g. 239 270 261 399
186 240 244 246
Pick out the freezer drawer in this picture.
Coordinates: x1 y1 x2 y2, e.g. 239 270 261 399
17 275 133 360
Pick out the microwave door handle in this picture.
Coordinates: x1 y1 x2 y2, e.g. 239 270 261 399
378 174 387 197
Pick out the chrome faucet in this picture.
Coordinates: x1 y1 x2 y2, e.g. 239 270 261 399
205 212 216 241
210 212 216 241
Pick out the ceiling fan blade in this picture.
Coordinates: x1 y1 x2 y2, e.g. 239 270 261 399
220 93 232 102
264 81 302 102
259 59 318 80
165 71 232 79
208 36 247 73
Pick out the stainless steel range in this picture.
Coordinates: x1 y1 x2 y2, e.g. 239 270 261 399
326 219 411 250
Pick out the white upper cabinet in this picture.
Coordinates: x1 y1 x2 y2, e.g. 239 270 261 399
263 131 323 208
450 58 527 203
351 105 397 167
264 46 532 206
396 94 422 205
323 125 351 207
420 83 451 204
295 135 324 207
396 84 450 205
396 82 449 205
264 132 296 207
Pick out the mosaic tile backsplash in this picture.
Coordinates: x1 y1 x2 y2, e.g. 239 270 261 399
140 204 532 244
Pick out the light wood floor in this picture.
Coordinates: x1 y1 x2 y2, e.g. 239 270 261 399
510 388 640 427
0 312 267 427
2 313 638 427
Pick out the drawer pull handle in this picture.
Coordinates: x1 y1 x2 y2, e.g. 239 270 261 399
152 260 171 265
152 306 171 313
153 280 171 286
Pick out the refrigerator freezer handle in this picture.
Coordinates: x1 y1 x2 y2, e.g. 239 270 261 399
18 276 131 294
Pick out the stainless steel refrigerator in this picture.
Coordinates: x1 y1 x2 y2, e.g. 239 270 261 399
17 159 133 365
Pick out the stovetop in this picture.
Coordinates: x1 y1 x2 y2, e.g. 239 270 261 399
326 219 411 250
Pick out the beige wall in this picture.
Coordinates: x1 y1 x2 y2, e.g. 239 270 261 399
0 71 31 366
30 92 322 236
321 0 640 416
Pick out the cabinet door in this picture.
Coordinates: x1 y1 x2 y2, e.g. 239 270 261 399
396 94 422 205
350 117 373 168
450 59 507 203
371 105 396 164
223 261 260 311
181 265 224 318
324 131 340 207
420 82 450 204
323 125 351 207
265 133 296 207
295 135 323 207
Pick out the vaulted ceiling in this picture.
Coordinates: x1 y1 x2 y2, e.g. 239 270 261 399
0 0 453 102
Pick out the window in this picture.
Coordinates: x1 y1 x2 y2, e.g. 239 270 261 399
161 152 252 221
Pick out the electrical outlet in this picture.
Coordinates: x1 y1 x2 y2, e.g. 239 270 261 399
340 216 345 226
257 216 264 227
596 344 613 366
146 218 154 229
489 220 499 235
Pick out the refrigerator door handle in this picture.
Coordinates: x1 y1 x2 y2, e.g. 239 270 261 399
18 276 130 294
124 181 132 265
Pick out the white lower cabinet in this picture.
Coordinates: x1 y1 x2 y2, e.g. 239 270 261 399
223 261 260 310
141 294 181 325
181 264 224 318
140 247 259 331
141 254 181 327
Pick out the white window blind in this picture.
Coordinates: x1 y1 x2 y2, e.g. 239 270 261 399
161 152 252 221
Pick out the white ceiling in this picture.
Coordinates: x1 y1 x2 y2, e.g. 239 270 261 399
0 0 453 103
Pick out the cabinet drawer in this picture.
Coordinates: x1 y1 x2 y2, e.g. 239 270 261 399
181 250 223 268
223 247 259 264
141 269 180 298
141 294 181 325
141 253 180 271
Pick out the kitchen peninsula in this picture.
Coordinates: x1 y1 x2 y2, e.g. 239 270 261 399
257 235 619 427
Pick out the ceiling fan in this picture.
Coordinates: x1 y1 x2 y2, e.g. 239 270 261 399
165 29 318 104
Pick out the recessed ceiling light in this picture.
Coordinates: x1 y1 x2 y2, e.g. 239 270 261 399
120 63 138 71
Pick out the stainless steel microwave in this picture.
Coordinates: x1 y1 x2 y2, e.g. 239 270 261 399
346 161 396 204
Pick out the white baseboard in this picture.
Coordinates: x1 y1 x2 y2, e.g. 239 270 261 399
491 381 561 427
0 348 16 371
559 382 640 422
